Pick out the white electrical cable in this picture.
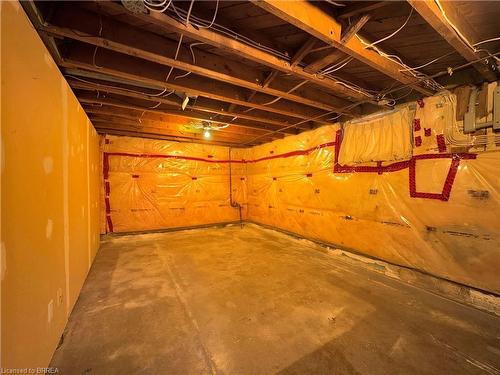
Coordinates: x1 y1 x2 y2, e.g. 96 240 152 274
143 0 172 13
398 51 455 72
319 57 352 74
363 8 413 49
198 0 219 29
66 74 173 98
474 37 500 47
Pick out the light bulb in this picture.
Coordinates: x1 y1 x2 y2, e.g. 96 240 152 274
203 130 211 138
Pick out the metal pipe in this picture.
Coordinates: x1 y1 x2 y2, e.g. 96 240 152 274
228 148 243 228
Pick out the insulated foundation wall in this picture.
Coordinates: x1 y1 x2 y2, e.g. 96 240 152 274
244 94 500 295
101 135 247 233
101 93 499 295
1 2 101 368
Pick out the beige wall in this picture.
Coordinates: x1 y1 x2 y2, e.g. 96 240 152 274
1 2 100 368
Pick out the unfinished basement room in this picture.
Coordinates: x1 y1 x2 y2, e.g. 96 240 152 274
2 0 500 373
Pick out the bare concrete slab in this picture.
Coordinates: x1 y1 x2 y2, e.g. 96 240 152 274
50 224 500 374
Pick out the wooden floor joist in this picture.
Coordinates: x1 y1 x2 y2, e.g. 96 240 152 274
253 0 435 96
93 1 373 102
77 95 301 135
59 53 329 125
40 6 357 115
408 0 497 82
68 79 308 132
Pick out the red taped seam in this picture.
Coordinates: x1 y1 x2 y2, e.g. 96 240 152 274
106 214 114 233
413 118 421 132
415 136 422 147
334 129 476 200
103 153 110 180
436 134 446 153
102 152 113 233
105 141 337 164
131 174 140 179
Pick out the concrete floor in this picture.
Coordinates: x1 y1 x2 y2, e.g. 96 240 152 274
51 224 500 375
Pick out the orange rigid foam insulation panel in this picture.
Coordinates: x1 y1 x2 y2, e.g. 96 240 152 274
102 91 500 295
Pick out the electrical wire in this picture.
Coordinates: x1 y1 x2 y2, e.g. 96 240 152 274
241 51 500 146
198 0 219 29
143 0 172 13
66 74 173 98
398 51 455 72
164 5 290 60
174 42 204 80
364 8 413 49
474 37 500 47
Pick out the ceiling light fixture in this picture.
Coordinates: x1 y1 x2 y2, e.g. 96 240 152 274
203 130 211 138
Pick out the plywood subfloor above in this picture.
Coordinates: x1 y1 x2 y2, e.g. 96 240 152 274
51 224 500 374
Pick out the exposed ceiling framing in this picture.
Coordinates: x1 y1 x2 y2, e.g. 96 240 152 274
22 0 499 147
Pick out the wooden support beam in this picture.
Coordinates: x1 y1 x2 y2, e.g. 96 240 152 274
304 50 345 74
290 37 318 67
93 1 371 102
40 6 355 115
253 0 434 96
68 79 306 132
408 0 497 82
340 14 371 44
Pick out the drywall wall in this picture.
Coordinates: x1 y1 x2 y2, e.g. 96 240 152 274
1 1 100 368
101 135 247 233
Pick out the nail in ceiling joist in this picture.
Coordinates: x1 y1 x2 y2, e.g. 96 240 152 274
408 0 497 82
253 0 435 96
94 1 371 102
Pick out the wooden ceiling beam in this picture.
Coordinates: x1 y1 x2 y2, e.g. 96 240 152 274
83 107 279 139
90 116 267 143
94 125 254 147
304 50 345 74
88 112 278 141
408 0 497 82
93 1 371 102
290 37 318 67
253 0 435 96
77 94 299 135
59 46 325 125
40 6 356 115
340 14 371 44
68 79 306 131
